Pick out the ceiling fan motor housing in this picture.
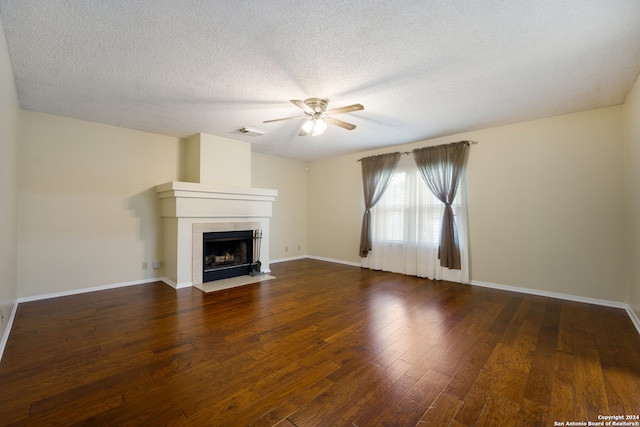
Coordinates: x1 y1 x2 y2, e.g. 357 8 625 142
304 98 328 113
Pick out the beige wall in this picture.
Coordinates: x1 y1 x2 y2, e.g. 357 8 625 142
308 152 363 264
0 20 20 342
252 152 308 261
467 108 625 301
309 106 627 302
14 111 309 298
18 111 182 298
186 133 252 187
624 73 640 319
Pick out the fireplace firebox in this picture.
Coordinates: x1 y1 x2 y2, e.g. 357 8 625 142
203 230 254 282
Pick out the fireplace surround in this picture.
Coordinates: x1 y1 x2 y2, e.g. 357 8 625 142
155 133 276 291
156 181 277 290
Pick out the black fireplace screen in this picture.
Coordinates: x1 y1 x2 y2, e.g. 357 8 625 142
203 230 254 282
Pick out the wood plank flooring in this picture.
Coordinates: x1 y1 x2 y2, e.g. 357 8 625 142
1 258 639 426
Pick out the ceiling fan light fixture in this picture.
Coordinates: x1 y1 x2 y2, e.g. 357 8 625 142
302 119 314 133
302 117 327 136
312 118 327 136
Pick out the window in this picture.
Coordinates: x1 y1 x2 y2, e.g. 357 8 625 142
363 154 468 283
374 155 464 246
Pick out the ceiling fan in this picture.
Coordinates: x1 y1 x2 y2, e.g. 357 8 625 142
263 98 364 136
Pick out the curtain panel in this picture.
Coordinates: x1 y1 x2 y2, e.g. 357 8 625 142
412 141 469 269
359 152 401 257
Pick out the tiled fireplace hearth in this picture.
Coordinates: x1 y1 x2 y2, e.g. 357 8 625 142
156 181 277 290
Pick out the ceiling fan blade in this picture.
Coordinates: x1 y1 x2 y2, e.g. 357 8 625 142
298 128 309 136
326 103 364 115
290 99 312 112
325 116 357 130
263 115 305 123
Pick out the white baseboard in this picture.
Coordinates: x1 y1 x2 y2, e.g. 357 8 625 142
271 253 360 267
470 280 628 309
627 307 640 335
160 277 192 289
270 255 307 264
17 277 171 303
0 300 19 362
306 255 361 267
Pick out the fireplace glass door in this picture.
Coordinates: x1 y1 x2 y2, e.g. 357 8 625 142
203 230 254 282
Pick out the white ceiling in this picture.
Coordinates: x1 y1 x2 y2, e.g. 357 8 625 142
1 1 640 161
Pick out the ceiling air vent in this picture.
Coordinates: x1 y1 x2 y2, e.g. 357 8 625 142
238 127 264 136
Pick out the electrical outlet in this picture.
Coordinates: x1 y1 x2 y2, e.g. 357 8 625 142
142 261 148 270
0 310 3 326
285 246 288 252
153 260 160 269
298 245 301 251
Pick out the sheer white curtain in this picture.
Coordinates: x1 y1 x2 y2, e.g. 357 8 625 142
361 154 469 283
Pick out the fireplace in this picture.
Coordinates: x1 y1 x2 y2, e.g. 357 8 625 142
203 230 254 282
156 134 276 290
156 180 276 289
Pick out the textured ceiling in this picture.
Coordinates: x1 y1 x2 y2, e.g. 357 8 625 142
1 1 640 161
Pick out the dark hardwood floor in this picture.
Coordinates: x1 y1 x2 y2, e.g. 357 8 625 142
1 258 639 426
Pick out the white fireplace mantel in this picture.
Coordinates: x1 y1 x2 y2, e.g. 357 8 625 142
156 181 277 289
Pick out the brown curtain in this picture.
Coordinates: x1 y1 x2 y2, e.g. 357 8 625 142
412 141 469 269
359 152 401 257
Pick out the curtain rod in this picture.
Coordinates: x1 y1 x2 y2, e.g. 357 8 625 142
356 140 478 162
